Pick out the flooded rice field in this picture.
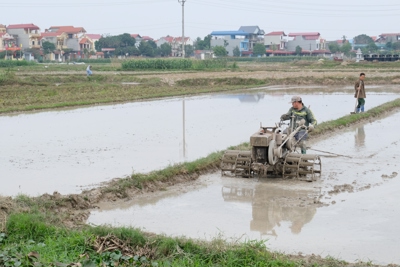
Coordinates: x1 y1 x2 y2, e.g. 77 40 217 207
88 111 400 265
1 85 399 196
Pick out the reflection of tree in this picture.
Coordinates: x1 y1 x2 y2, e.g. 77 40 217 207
222 185 317 237
355 126 366 149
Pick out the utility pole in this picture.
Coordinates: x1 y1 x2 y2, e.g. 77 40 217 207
178 0 186 58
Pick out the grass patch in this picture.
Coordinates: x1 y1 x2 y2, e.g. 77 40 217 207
2 213 357 266
311 98 400 136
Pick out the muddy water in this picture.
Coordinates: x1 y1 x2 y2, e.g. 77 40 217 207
1 87 399 196
88 111 400 265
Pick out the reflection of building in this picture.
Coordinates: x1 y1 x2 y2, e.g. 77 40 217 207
355 126 366 149
222 184 317 237
217 93 265 103
238 93 265 103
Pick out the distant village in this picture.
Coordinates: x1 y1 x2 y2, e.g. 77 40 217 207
1 23 399 61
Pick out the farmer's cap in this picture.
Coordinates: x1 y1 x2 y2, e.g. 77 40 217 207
289 95 302 103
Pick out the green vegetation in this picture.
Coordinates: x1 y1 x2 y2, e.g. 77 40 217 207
121 58 227 70
253 43 267 57
194 35 211 51
295 45 302 56
312 98 400 136
213 45 228 57
0 60 36 68
2 214 321 267
227 56 319 62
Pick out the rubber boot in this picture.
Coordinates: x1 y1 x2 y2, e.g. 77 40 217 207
301 148 307 154
361 106 365 112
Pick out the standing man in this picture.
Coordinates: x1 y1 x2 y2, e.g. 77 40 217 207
86 65 92 76
355 73 366 113
280 96 317 154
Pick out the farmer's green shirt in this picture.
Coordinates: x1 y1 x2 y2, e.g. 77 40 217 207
284 104 317 127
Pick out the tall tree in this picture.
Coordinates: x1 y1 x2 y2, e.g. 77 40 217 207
392 42 400 50
95 33 137 52
184 44 194 58
253 43 266 57
42 41 56 54
328 42 340 53
213 46 227 57
159 43 172 57
138 41 155 57
295 45 302 55
354 34 374 45
365 42 378 52
120 33 136 47
233 46 240 57
340 42 352 55
195 35 211 50
147 40 157 50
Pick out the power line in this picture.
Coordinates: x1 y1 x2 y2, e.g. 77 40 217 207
190 0 400 16
0 0 166 7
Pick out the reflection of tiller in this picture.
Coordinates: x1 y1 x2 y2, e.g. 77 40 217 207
220 117 321 181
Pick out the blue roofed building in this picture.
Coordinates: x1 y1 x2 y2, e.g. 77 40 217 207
210 26 265 56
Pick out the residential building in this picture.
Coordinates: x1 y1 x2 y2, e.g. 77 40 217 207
376 33 400 44
130 34 141 48
264 31 287 50
1 32 21 59
47 26 87 51
86 34 101 43
142 36 154 42
210 30 249 56
238 26 265 50
6 23 41 50
286 32 326 53
41 31 68 50
210 26 265 56
157 36 192 57
194 50 213 60
85 34 101 51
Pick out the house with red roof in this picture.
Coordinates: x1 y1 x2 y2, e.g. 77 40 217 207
41 31 68 50
131 34 141 39
6 23 41 50
47 26 86 51
264 31 287 50
1 32 22 59
157 36 192 57
375 33 400 44
286 32 327 54
41 26 94 60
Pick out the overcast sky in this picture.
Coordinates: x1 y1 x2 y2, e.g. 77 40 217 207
1 0 399 41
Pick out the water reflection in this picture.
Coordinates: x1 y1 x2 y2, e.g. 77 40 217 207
222 184 318 237
354 126 366 149
1 91 397 196
217 93 266 103
238 93 265 103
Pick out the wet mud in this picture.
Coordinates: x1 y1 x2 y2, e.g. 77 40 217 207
1 86 399 196
88 112 400 265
